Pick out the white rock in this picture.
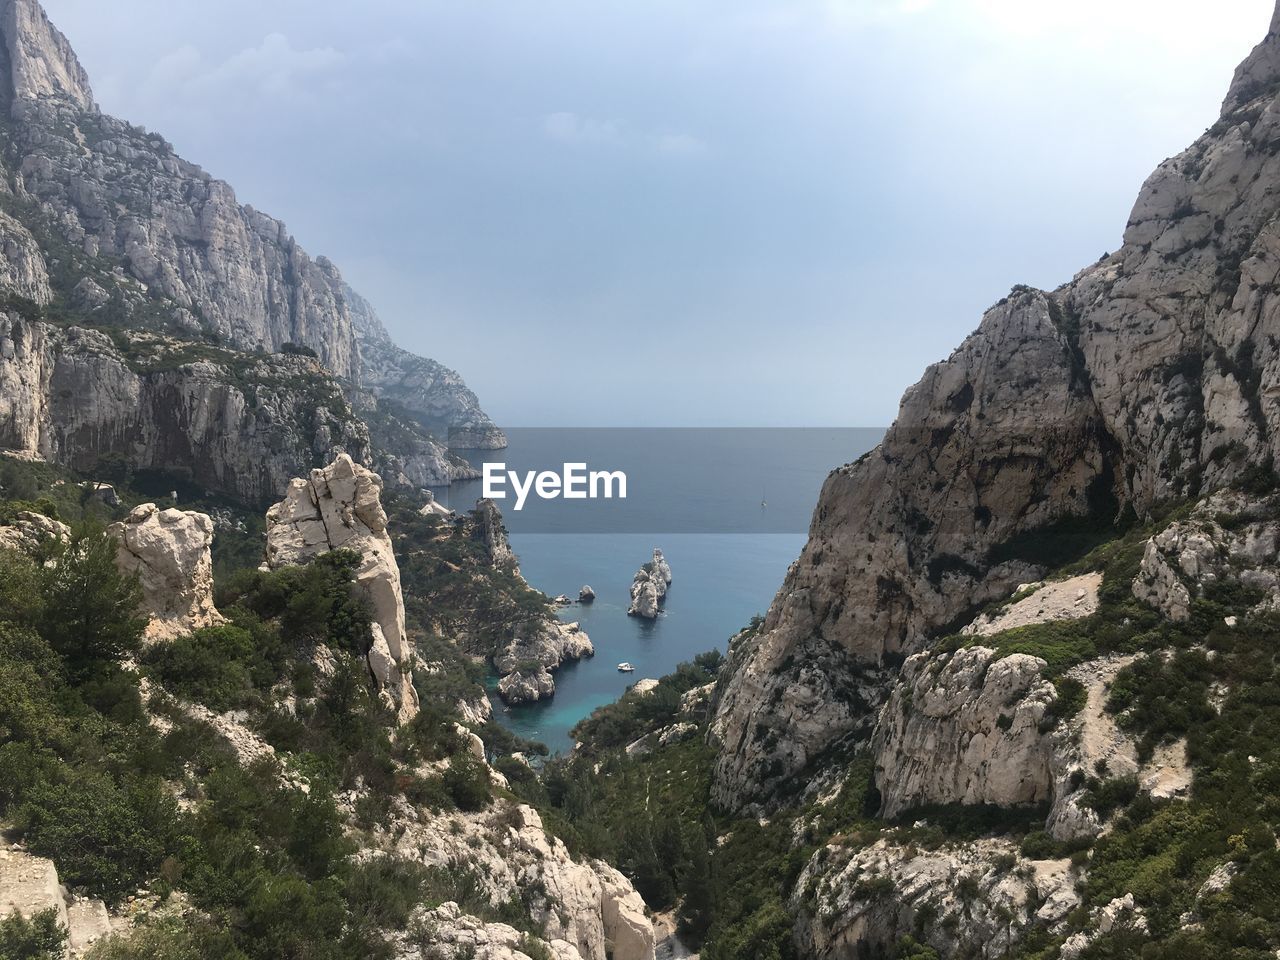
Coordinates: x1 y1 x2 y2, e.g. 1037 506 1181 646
109 503 224 642
266 454 418 723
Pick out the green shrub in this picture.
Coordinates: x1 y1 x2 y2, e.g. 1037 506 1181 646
444 754 492 812
0 908 66 960
84 918 242 960
18 772 180 902
38 528 145 677
142 626 262 711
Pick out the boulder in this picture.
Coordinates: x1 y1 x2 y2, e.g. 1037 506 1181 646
498 667 557 706
0 509 69 553
109 503 224 642
265 454 419 723
579 584 596 603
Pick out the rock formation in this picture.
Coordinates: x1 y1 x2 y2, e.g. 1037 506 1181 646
872 646 1059 818
108 502 224 642
380 803 654 960
1132 489 1280 621
0 314 375 503
628 549 671 619
497 666 557 706
0 507 67 552
1 836 113 957
494 621 594 705
474 497 518 570
417 489 453 518
579 584 595 603
265 454 419 723
711 0 1280 811
347 284 505 449
794 836 1080 960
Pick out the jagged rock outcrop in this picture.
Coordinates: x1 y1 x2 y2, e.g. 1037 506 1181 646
1060 895 1148 959
265 454 419 723
794 836 1080 960
394 902 583 960
579 584 595 603
108 502 224 641
417 488 453 518
474 497 518 570
871 628 1190 841
0 210 50 304
494 620 595 704
377 803 655 960
498 666 557 705
1 836 113 957
872 647 1058 818
0 314 373 503
1133 489 1280 621
712 0 1280 811
628 549 672 619
0 506 66 551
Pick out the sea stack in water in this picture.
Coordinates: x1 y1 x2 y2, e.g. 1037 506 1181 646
628 549 672 619
579 585 596 603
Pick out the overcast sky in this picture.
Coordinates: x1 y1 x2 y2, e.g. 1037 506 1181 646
39 0 1276 427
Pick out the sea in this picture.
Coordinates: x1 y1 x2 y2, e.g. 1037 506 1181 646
432 428 882 754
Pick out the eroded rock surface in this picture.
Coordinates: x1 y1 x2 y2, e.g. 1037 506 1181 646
0 508 67 552
873 647 1058 818
963 573 1102 637
266 454 419 722
494 620 595 704
794 837 1080 960
628 549 672 619
1133 490 1280 621
0 836 114 957
377 803 654 960
109 503 224 641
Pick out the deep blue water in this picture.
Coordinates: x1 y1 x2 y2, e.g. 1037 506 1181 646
433 428 881 754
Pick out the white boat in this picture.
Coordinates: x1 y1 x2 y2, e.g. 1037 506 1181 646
617 662 635 673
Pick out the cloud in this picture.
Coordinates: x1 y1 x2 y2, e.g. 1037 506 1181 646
144 33 345 101
543 112 707 157
654 131 708 156
542 111 623 144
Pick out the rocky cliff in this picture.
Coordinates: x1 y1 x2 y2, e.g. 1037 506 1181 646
711 1 1280 812
0 312 373 503
348 284 505 449
0 0 501 504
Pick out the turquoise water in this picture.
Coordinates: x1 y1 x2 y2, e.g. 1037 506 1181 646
487 532 805 753
434 428 881 754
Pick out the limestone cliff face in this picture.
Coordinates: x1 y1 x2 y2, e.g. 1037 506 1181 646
712 2 1280 811
0 313 371 503
712 291 1106 809
0 0 500 487
348 285 506 449
0 0 93 110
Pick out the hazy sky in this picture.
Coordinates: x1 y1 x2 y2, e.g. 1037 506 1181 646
39 0 1276 427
